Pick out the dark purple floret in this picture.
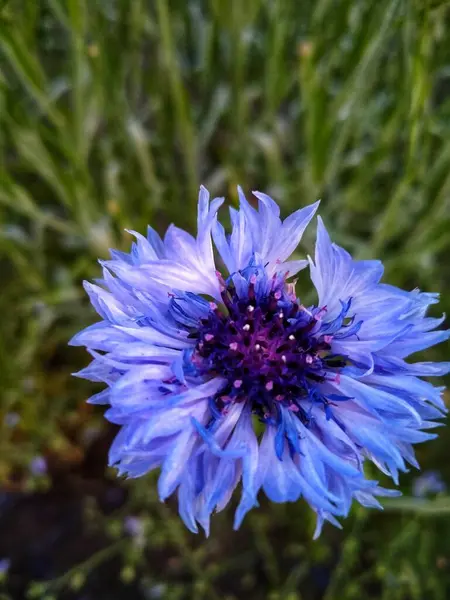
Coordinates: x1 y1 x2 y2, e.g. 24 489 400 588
193 277 347 424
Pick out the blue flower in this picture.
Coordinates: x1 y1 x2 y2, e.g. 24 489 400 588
124 515 146 548
30 455 47 476
412 471 446 498
0 558 10 577
70 186 449 537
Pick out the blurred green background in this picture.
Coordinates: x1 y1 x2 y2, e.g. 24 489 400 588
1 0 450 598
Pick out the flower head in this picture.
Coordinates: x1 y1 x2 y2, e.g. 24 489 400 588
412 470 446 498
0 558 10 579
70 186 449 536
4 412 20 428
30 455 47 476
124 515 146 548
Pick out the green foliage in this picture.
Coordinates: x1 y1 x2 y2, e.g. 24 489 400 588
0 0 450 598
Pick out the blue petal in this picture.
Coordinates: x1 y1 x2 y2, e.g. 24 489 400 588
158 427 198 500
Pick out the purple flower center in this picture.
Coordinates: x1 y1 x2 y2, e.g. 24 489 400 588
193 278 347 423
